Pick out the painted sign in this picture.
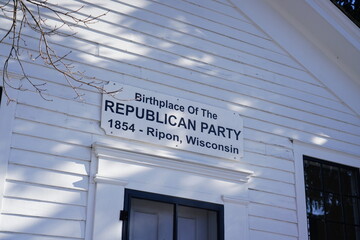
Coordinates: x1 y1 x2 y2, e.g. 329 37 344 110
101 82 243 160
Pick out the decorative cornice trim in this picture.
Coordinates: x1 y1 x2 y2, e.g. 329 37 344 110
93 142 252 184
222 195 249 206
93 175 128 186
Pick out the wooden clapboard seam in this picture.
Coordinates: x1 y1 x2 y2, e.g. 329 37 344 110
4 179 88 194
0 212 86 222
0 232 83 240
3 196 86 208
9 160 89 177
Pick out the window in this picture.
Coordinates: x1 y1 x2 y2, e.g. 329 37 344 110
304 156 360 240
122 189 224 240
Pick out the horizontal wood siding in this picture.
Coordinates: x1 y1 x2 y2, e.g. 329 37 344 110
0 0 359 239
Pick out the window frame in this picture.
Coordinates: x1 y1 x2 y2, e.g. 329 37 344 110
122 189 225 240
303 155 360 239
294 141 360 240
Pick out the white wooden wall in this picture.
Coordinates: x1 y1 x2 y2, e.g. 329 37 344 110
0 0 359 239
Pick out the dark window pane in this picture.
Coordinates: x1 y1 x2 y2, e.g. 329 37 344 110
325 193 343 221
307 190 325 217
304 160 323 189
341 168 360 196
309 218 326 240
346 225 360 240
323 164 341 193
343 197 360 225
327 222 345 240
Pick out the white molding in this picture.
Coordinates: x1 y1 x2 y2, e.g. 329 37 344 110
93 175 128 186
93 142 252 184
293 140 360 240
310 0 360 48
293 139 360 167
222 195 249 206
222 195 250 240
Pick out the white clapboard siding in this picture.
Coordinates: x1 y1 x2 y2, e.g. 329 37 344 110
245 163 294 184
249 177 295 197
244 140 293 161
249 203 297 223
0 215 84 239
0 38 341 112
11 134 91 161
108 0 267 39
0 31 336 109
183 0 250 22
250 230 298 240
15 104 103 135
250 216 298 237
4 182 87 206
12 118 94 148
58 0 281 54
16 91 99 121
153 0 263 37
9 149 89 176
249 190 296 210
1 11 314 86
244 128 293 149
0 26 310 100
7 164 88 191
2 197 85 221
243 151 294 172
0 233 80 240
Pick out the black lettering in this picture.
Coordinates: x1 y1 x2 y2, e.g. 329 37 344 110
115 103 125 115
135 92 142 101
168 115 177 126
146 109 155 121
125 105 134 115
200 122 208 133
104 100 115 113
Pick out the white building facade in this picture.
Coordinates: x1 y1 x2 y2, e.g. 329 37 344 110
0 0 359 239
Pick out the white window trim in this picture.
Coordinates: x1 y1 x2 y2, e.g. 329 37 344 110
88 142 252 240
293 140 360 240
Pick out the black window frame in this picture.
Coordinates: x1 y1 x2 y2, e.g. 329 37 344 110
303 155 360 240
122 189 224 240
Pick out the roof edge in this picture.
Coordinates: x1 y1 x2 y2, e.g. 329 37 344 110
229 0 360 117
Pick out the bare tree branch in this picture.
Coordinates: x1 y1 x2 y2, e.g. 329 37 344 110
0 0 119 101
